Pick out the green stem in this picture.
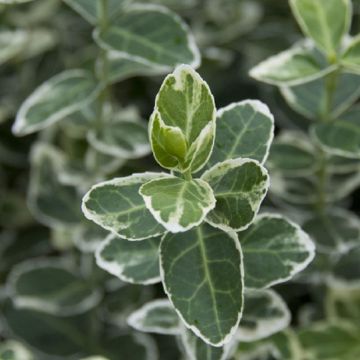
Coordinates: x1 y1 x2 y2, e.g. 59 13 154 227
183 168 192 181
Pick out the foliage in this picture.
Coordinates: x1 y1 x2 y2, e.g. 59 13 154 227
0 0 359 359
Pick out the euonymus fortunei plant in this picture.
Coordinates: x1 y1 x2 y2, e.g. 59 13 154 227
1 0 360 359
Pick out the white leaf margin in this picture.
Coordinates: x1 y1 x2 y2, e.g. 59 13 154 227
92 3 201 72
140 176 216 233
237 289 291 342
159 229 245 347
6 258 102 317
12 69 101 136
127 298 181 335
81 172 168 241
95 234 161 285
201 158 270 233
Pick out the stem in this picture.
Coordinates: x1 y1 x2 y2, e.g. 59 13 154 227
183 168 192 181
315 59 340 214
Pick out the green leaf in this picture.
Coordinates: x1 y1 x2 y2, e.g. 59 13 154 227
0 340 33 360
342 35 360 74
281 72 360 120
93 4 200 69
0 0 34 3
7 259 101 316
298 322 360 360
180 328 232 360
82 172 167 240
63 0 129 25
87 119 151 159
202 158 269 232
96 234 161 285
28 144 83 227
311 105 360 159
102 52 166 85
289 0 351 57
140 177 216 233
2 302 90 357
239 214 315 289
127 299 181 335
302 208 360 255
0 29 27 66
267 131 317 176
160 223 244 346
207 100 274 168
150 64 216 173
237 289 291 342
250 41 336 86
12 70 101 136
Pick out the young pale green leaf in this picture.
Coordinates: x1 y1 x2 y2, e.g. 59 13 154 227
13 70 101 136
140 177 215 233
82 173 167 240
0 0 34 3
160 223 244 346
311 105 360 158
150 64 216 173
298 322 360 360
7 260 101 316
249 41 336 86
341 35 360 74
0 29 27 66
239 214 315 289
207 100 274 168
180 327 232 360
93 4 200 70
63 0 129 25
96 234 161 285
102 52 166 85
87 119 150 159
127 299 181 335
267 131 317 176
281 72 360 120
28 144 83 228
0 340 33 360
302 208 360 254
289 0 351 57
202 158 269 232
237 289 291 342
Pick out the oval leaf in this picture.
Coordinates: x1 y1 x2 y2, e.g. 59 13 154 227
207 100 274 168
237 289 291 342
93 4 200 69
96 234 161 285
160 223 244 346
150 64 216 173
240 214 315 289
127 299 181 335
13 70 101 136
140 177 216 233
82 173 167 240
202 158 269 232
342 35 360 74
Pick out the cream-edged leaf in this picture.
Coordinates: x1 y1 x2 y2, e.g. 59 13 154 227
237 289 291 342
87 119 151 159
127 299 181 335
13 70 101 136
82 173 167 241
202 158 269 232
250 41 336 86
93 4 200 70
289 0 351 57
160 224 244 346
140 177 216 233
240 214 315 289
207 100 274 168
0 340 33 360
96 234 161 285
150 64 216 173
0 29 27 66
7 259 101 316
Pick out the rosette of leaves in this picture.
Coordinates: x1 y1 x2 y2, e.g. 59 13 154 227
82 64 315 349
